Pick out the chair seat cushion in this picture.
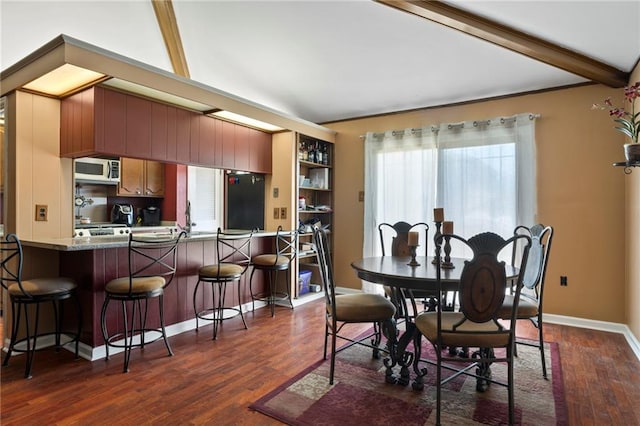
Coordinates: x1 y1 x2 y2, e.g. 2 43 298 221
199 263 244 279
333 293 396 322
498 294 539 319
252 254 290 267
8 277 77 297
105 276 166 294
416 312 511 348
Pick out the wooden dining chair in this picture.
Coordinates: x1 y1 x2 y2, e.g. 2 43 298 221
413 231 532 425
314 226 396 385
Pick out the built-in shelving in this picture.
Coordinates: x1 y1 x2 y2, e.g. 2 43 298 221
297 134 333 298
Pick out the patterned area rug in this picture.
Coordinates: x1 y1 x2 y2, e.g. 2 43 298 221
250 336 567 425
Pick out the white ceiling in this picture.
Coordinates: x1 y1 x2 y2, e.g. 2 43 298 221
1 1 639 124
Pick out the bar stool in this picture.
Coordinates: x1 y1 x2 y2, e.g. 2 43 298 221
100 231 185 373
1 233 82 379
193 228 253 340
249 226 298 317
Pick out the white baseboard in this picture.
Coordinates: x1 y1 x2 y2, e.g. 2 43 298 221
7 297 638 364
544 313 640 361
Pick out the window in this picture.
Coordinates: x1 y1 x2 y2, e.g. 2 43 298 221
363 114 537 292
187 166 223 232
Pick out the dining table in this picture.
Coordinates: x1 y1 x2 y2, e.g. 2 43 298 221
351 255 519 390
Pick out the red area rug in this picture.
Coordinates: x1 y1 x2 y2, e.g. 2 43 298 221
250 338 567 425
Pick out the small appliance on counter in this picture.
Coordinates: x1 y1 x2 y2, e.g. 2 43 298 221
141 206 161 226
111 203 134 227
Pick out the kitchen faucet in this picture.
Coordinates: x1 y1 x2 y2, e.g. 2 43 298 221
183 200 195 234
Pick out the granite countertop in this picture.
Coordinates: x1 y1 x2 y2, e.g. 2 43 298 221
20 229 278 251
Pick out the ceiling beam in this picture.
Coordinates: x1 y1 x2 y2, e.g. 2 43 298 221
151 0 190 78
376 0 628 88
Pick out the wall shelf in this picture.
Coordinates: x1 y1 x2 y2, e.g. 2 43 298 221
613 161 640 174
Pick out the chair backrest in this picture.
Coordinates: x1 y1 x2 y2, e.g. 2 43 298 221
313 226 337 313
512 224 553 301
128 231 186 291
378 221 429 256
216 228 254 272
435 231 531 333
0 233 25 295
273 226 298 264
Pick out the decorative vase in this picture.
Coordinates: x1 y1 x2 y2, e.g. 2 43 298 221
624 144 640 162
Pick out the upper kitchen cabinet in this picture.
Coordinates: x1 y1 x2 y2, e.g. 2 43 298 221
118 157 165 197
60 86 272 174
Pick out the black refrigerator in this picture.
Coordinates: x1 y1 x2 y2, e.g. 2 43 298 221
226 173 265 231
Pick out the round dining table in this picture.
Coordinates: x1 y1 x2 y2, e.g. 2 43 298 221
350 255 519 389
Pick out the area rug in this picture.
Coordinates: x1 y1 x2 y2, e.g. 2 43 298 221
250 336 567 426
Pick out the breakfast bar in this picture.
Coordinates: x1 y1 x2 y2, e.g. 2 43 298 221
20 231 276 359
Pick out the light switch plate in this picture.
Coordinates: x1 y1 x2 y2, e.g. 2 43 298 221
273 207 280 219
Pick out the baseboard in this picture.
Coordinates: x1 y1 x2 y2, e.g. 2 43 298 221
544 313 640 361
7 298 637 363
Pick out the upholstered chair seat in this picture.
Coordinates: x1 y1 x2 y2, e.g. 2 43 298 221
333 293 396 322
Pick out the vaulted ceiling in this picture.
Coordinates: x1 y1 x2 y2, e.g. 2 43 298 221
1 1 639 124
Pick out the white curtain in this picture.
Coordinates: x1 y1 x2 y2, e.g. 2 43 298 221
362 113 537 294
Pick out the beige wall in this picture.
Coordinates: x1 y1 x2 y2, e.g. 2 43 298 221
627 64 640 339
326 84 628 325
11 91 73 240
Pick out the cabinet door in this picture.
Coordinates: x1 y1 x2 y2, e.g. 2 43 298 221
144 160 165 196
99 87 126 155
118 158 144 196
125 96 152 158
198 115 216 166
151 102 168 161
234 125 250 171
249 129 272 173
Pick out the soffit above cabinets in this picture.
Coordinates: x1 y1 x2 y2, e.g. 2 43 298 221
0 34 335 141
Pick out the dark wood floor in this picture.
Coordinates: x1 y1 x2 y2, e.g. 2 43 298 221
1 298 639 425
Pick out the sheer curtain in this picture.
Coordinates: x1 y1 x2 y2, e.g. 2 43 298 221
362 113 537 294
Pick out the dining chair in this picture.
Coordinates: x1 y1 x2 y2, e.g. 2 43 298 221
249 226 298 317
193 228 254 340
101 231 185 373
378 221 439 314
313 226 396 385
500 223 554 378
414 231 532 425
1 233 82 379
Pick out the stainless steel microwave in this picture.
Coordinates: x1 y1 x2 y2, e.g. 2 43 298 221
74 157 120 185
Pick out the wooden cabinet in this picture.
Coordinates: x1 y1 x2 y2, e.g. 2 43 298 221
60 86 273 173
118 158 165 197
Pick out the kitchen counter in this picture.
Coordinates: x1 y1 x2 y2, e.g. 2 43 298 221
20 229 278 251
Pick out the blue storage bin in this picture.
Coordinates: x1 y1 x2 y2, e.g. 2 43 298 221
299 270 312 295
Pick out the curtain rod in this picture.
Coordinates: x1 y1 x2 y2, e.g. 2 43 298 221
359 113 540 139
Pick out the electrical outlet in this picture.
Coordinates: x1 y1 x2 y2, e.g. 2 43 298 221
35 204 48 221
280 207 287 220
273 207 280 219
358 191 365 202
560 276 568 286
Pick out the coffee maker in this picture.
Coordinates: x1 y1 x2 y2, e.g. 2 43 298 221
111 204 134 226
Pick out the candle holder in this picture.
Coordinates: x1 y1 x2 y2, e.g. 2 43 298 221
431 221 442 264
441 235 455 269
407 244 420 267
